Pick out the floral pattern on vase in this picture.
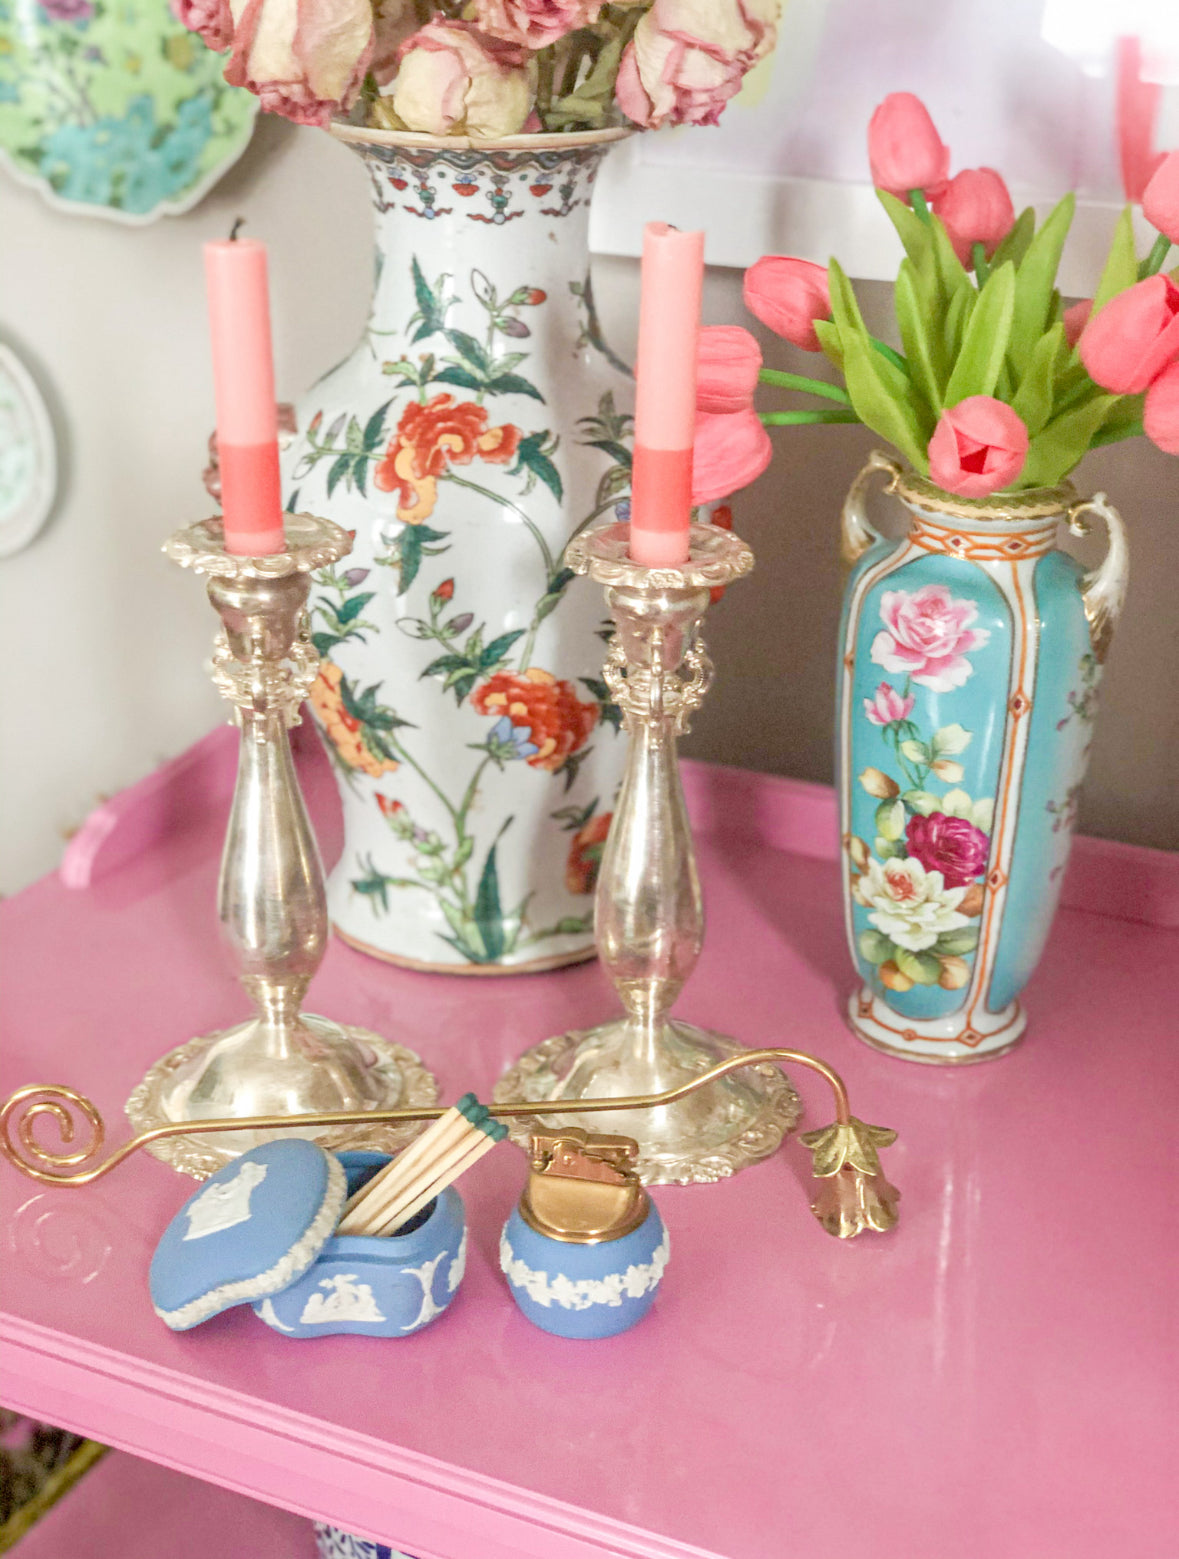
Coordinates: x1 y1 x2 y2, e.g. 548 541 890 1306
285 130 631 971
838 465 1127 1062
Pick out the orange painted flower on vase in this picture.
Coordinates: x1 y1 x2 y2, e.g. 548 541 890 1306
471 668 598 771
374 394 521 523
565 810 612 893
309 662 400 779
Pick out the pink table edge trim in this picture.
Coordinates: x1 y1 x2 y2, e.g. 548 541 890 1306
57 723 1179 931
0 1315 724 1559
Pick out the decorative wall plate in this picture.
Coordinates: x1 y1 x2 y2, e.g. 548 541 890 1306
0 0 257 223
0 344 57 557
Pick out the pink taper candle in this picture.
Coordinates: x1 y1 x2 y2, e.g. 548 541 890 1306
628 222 705 567
204 236 285 555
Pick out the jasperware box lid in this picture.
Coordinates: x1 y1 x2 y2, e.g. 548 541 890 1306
149 1138 347 1331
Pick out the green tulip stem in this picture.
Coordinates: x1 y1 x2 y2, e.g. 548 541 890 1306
760 409 863 426
972 242 990 283
1090 418 1144 448
1143 232 1172 277
757 368 852 404
870 337 909 375
909 189 931 224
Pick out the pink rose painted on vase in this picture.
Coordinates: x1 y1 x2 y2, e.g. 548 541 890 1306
905 811 990 888
870 585 989 692
863 681 915 726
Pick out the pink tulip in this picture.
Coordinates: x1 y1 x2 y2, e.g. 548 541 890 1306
223 0 375 125
170 0 233 50
475 0 602 51
743 256 831 352
1079 275 1179 394
697 326 762 414
863 682 915 727
1143 149 1179 245
692 409 772 504
927 396 1029 498
868 92 950 200
1144 359 1179 453
931 168 1015 266
1063 299 1092 348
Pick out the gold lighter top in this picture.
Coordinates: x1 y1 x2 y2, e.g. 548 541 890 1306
518 1127 649 1244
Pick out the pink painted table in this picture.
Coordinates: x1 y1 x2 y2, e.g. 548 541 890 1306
2 733 1177 1559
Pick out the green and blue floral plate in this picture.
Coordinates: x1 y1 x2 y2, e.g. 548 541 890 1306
0 0 257 222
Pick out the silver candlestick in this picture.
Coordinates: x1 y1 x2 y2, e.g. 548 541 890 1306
126 514 437 1178
494 521 802 1185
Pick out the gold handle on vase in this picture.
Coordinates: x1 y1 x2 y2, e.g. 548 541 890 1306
1067 493 1129 663
840 449 902 572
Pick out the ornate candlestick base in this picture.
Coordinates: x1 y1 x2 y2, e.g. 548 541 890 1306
125 515 437 1178
494 522 802 1186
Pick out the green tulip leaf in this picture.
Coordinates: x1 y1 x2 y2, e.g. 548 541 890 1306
1009 193 1075 374
841 331 931 470
895 948 943 985
1090 393 1145 448
827 257 872 345
894 259 945 414
1092 205 1139 318
943 284 975 366
878 191 936 281
858 929 895 965
989 206 1036 271
944 261 1016 404
813 318 845 371
1011 322 1066 436
1019 392 1119 487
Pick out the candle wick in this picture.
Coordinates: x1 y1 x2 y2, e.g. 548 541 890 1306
229 216 246 241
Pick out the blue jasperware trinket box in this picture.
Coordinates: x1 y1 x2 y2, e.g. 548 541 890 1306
150 1143 465 1340
500 1128 668 1340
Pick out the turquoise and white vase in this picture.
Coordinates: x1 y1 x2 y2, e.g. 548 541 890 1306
285 127 633 973
836 452 1128 1063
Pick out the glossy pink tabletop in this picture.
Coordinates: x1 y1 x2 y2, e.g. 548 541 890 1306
2 738 1177 1559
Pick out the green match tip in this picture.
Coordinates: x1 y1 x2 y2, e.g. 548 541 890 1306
454 1092 477 1112
484 1120 509 1142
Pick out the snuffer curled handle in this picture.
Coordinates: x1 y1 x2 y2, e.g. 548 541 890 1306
1067 493 1129 664
840 449 902 572
0 1054 898 1240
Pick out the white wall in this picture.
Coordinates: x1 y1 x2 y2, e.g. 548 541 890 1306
2 119 1176 895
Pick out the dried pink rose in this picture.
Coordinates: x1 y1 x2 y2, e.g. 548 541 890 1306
616 0 779 130
170 0 233 51
474 0 602 51
223 0 376 127
391 21 535 139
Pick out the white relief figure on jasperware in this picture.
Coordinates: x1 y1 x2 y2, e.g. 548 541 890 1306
402 1251 448 1331
182 1162 268 1241
499 1228 670 1310
256 1297 297 1332
446 1228 467 1294
300 1273 386 1325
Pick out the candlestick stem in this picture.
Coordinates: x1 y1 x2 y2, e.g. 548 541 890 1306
494 522 802 1185
125 514 437 1178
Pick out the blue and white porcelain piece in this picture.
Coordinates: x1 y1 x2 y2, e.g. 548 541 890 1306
836 458 1128 1063
149 1139 347 1332
500 1202 669 1340
313 1523 416 1559
253 1152 466 1340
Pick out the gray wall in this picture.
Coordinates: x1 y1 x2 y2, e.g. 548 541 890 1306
1 119 1175 894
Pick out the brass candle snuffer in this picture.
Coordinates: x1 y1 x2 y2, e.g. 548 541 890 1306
1 1048 900 1240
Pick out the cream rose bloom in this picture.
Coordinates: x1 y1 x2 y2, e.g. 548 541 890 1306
855 856 970 953
616 0 780 129
391 20 535 139
223 0 374 125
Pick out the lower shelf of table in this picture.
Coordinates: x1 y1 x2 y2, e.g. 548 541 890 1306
15 1447 318 1559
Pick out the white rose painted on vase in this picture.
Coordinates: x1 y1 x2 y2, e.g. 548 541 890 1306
854 855 970 952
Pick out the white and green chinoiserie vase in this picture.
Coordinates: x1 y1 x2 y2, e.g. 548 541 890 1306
285 127 633 973
836 451 1128 1063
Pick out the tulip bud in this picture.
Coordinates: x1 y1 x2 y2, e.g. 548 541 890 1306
938 955 971 990
879 960 914 993
743 256 832 353
930 758 965 782
859 767 900 800
1079 275 1179 395
928 396 1029 498
697 326 762 414
868 92 950 200
1143 150 1179 247
932 168 1015 267
958 883 985 917
691 409 772 506
1144 359 1179 454
1063 299 1092 348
